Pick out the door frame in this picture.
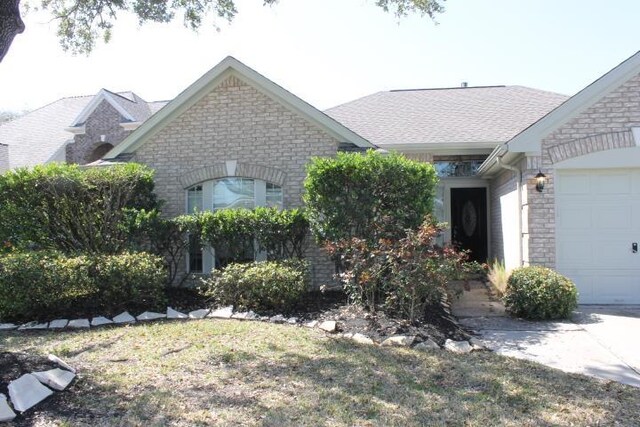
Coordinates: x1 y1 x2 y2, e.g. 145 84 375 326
439 178 491 260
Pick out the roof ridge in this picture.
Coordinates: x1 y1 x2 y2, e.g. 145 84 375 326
389 85 507 92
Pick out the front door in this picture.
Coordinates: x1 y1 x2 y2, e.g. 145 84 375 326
450 187 487 263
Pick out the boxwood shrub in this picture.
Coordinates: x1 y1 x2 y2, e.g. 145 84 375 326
200 260 309 312
0 251 166 322
503 266 578 320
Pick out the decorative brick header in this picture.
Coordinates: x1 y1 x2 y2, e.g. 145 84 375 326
179 162 287 188
547 130 635 164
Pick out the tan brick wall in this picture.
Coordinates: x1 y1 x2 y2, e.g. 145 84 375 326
66 100 132 164
0 144 8 173
527 72 640 268
132 75 340 287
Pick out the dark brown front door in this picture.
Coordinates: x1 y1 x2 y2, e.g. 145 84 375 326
450 187 487 263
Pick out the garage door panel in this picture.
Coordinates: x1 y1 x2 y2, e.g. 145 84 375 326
556 168 640 304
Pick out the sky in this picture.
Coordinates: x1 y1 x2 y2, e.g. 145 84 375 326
0 0 638 113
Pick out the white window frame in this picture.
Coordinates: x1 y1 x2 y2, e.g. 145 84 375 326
185 178 283 273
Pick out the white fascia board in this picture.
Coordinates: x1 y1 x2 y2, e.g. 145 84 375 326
378 141 500 153
70 89 136 127
106 57 374 159
64 125 86 135
508 50 640 153
120 121 143 131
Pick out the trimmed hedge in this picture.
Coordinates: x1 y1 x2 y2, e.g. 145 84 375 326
503 266 578 320
176 207 308 267
200 260 309 312
0 162 158 254
0 251 167 322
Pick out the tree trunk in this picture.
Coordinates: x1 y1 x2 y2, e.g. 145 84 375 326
0 0 24 63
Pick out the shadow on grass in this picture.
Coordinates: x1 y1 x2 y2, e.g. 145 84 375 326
4 326 640 426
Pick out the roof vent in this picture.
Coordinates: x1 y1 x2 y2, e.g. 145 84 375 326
461 82 468 88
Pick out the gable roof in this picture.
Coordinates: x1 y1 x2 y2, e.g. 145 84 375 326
69 89 154 127
106 56 375 159
0 95 93 168
505 50 640 153
325 86 568 150
478 50 640 176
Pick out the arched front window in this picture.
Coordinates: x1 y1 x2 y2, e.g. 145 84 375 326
186 178 283 272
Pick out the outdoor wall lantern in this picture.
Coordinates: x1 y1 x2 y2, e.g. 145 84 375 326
535 171 547 192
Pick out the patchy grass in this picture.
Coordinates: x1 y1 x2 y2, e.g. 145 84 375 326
2 320 639 426
488 259 510 297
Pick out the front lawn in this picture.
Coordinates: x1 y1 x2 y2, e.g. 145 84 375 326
2 320 639 426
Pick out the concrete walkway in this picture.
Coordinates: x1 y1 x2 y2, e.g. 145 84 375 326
451 281 640 388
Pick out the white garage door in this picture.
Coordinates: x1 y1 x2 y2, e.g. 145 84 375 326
556 169 640 304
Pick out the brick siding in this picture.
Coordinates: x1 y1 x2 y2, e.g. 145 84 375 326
526 72 640 268
132 75 340 287
0 144 8 173
66 100 132 164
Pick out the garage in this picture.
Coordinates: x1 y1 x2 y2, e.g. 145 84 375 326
556 168 640 304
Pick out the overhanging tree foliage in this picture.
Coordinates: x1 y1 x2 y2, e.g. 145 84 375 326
0 0 445 62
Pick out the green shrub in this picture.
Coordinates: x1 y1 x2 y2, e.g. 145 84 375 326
176 208 309 268
304 150 438 244
0 251 166 322
0 163 158 254
200 260 309 312
503 266 578 320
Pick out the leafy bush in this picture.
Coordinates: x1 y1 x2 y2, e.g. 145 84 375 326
503 266 578 320
0 251 166 322
304 150 438 244
200 260 309 312
326 217 468 322
0 163 158 254
176 208 309 268
488 259 510 297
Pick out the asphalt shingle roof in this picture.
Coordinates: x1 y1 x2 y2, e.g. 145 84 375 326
0 91 166 170
325 86 569 146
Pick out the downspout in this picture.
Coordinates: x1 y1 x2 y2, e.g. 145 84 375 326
496 157 523 266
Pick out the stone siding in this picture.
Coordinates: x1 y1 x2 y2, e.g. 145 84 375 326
526 72 640 268
66 100 132 164
132 75 339 287
0 144 8 173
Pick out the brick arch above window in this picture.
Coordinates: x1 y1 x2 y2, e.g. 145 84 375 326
547 130 635 164
179 162 287 189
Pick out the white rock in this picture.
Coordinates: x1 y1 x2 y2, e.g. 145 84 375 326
348 333 375 345
8 374 54 412
303 320 318 328
18 322 48 330
444 339 473 354
0 323 17 330
469 337 486 351
91 316 113 327
318 321 337 333
286 317 298 325
231 311 259 320
269 314 286 323
67 319 90 329
32 368 75 391
188 309 210 319
112 312 136 324
381 335 416 347
0 393 16 422
166 307 188 319
48 319 68 329
207 306 233 319
414 339 440 351
47 354 76 374
137 311 166 321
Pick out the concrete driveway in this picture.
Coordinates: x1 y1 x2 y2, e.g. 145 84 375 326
452 283 640 387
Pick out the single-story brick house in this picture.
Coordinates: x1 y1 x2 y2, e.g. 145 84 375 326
2 51 640 303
